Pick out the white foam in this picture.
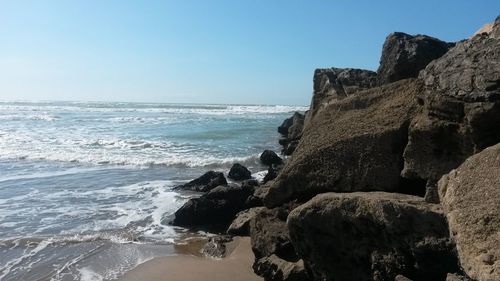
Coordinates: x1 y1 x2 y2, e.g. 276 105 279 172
78 267 103 281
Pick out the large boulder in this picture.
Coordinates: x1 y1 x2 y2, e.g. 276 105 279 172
308 68 378 121
438 143 500 281
377 32 452 84
228 163 252 181
172 183 256 231
402 26 500 185
174 171 227 192
287 192 459 281
265 79 422 207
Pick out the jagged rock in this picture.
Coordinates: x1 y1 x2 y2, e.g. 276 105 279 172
438 144 500 281
377 32 452 84
402 26 500 184
227 207 265 236
250 204 308 281
260 150 283 166
287 192 459 281
172 183 256 231
253 255 311 281
202 236 233 258
265 79 422 207
446 273 473 281
308 68 378 121
279 112 305 156
492 16 500 39
228 163 252 180
174 171 227 192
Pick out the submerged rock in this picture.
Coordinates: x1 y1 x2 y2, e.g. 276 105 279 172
228 163 252 181
174 171 227 192
438 143 500 281
287 192 459 281
377 32 452 84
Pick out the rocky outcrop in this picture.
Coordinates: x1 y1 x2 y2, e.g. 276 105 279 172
250 204 311 281
287 192 459 281
402 26 500 187
438 143 500 281
228 163 252 181
265 79 422 207
308 68 378 121
260 150 283 166
202 236 233 258
227 207 265 236
174 171 227 192
377 32 452 84
172 183 257 231
279 112 305 155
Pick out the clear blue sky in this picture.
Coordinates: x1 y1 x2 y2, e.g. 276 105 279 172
0 1 498 105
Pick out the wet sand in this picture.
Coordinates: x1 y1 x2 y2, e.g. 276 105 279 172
118 237 262 281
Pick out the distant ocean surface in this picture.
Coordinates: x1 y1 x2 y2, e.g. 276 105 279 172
0 101 307 281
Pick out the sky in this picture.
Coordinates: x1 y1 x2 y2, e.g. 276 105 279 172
0 1 498 105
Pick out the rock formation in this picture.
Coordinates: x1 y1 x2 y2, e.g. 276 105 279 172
260 150 283 166
287 192 459 281
278 112 305 155
438 144 500 281
377 32 453 84
228 163 252 180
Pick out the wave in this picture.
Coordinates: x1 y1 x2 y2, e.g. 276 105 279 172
0 102 307 115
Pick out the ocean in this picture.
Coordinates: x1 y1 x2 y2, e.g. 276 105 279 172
0 101 307 281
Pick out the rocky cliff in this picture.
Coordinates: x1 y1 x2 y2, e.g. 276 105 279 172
252 16 500 281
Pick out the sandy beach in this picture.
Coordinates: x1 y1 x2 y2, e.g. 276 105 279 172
118 237 263 281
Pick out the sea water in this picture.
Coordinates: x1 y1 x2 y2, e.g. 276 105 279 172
0 101 306 281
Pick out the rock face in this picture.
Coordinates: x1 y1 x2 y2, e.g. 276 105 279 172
227 207 265 236
438 144 500 281
172 183 257 231
174 171 227 192
265 79 422 207
260 150 283 166
308 68 378 121
402 27 500 184
228 163 252 180
250 205 311 281
287 192 459 281
279 112 305 155
377 32 452 84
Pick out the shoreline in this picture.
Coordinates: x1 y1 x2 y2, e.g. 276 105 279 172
118 236 262 281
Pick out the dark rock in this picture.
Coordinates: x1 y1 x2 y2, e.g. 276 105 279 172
227 207 265 236
377 32 452 84
438 144 500 281
402 29 500 183
282 140 300 156
172 183 256 231
423 180 440 204
201 236 233 258
263 167 279 184
174 171 227 192
260 150 283 166
228 163 252 181
308 68 378 121
287 192 459 281
278 112 304 137
265 79 422 207
253 255 311 281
